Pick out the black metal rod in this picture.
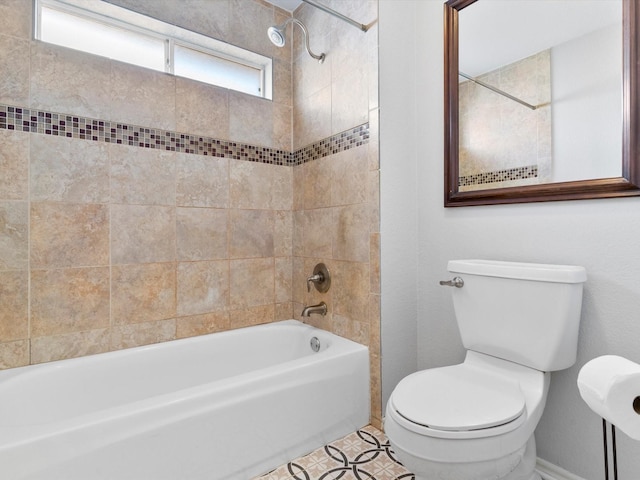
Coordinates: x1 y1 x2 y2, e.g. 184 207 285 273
603 418 610 480
611 424 618 480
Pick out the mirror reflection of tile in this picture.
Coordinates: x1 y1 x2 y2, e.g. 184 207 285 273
255 425 415 480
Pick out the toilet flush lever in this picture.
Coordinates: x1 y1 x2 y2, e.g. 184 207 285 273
439 277 464 288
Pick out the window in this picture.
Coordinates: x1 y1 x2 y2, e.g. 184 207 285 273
34 0 272 99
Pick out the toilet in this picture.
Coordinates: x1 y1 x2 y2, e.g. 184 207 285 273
385 259 587 480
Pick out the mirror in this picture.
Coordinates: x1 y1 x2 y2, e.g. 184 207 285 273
444 0 640 206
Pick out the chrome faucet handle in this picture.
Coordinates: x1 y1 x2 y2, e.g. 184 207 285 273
307 273 323 292
306 263 331 293
439 276 464 288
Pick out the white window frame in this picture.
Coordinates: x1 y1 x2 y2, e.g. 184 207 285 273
34 0 273 100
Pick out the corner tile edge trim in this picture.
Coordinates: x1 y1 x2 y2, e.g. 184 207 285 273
0 103 369 166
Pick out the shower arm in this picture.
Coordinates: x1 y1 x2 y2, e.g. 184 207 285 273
285 18 325 63
301 0 370 32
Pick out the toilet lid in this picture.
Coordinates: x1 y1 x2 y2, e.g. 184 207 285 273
392 364 526 432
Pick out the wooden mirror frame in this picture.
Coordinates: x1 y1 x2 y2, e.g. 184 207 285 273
444 0 640 206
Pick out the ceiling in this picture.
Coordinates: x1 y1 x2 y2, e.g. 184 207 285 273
266 0 303 13
459 0 622 77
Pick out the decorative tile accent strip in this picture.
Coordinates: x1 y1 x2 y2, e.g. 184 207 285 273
255 425 415 480
0 103 369 166
291 123 370 166
459 165 538 187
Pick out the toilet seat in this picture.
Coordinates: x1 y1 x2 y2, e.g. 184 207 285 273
390 364 526 438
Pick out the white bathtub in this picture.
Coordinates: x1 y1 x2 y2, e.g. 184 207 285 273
0 320 370 480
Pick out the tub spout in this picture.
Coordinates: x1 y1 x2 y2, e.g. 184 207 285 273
301 302 327 317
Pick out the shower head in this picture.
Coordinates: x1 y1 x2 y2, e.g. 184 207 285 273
267 18 325 64
267 25 286 47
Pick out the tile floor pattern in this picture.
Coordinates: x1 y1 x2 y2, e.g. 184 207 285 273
255 425 415 480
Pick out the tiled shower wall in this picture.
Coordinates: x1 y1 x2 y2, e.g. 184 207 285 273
290 0 381 427
0 0 380 423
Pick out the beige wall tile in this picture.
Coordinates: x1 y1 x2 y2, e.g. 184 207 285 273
292 210 304 256
176 154 229 208
0 35 30 105
368 108 380 171
293 86 331 150
302 208 333 258
0 201 28 270
332 70 369 135
110 318 176 350
230 258 274 309
292 32 331 103
30 43 113 120
229 303 275 329
292 163 305 211
0 129 28 200
177 260 229 316
292 255 305 305
107 0 230 41
177 207 228 261
275 302 293 321
110 61 176 130
303 157 332 209
111 204 176 264
230 161 292 210
0 0 32 39
331 146 368 206
273 59 292 107
31 202 109 268
370 232 380 294
274 210 293 257
31 267 110 337
176 78 230 140
229 92 273 148
333 203 369 263
176 311 230 339
228 0 278 59
112 263 176 325
30 135 110 203
0 271 28 342
0 339 29 369
369 294 381 356
333 260 369 324
229 209 274 258
369 169 380 232
31 329 110 364
273 103 292 151
275 256 292 303
110 145 175 205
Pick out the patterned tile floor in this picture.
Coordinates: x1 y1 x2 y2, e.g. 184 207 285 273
254 425 415 480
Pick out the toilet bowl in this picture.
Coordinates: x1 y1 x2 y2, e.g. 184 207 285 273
385 260 586 480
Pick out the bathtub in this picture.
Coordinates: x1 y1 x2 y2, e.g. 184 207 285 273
0 320 370 480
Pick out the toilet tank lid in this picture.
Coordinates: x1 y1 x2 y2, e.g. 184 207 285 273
448 260 587 283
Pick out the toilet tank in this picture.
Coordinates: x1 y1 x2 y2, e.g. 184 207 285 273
448 260 587 372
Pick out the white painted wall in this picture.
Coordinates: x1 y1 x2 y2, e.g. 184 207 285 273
552 23 622 182
379 1 640 478
379 0 419 409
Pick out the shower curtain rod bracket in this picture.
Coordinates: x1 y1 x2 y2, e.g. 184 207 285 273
301 0 370 32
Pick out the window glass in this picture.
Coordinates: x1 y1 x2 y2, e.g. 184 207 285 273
35 0 271 99
174 44 262 97
41 6 166 72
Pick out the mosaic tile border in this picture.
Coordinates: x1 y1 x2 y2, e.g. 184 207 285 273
459 164 538 187
0 103 369 166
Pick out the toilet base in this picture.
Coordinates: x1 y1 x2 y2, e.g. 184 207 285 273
409 436 539 480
